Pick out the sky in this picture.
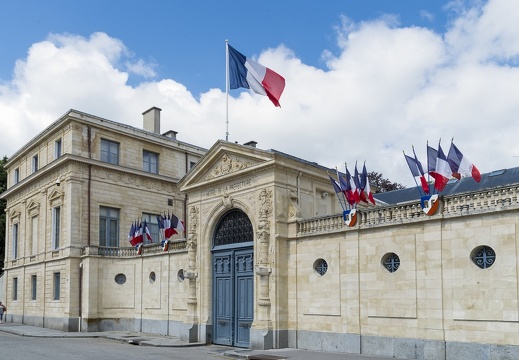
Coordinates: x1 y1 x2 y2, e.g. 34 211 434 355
1 0 519 187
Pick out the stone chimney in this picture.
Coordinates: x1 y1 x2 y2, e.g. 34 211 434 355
163 130 178 140
142 106 162 134
244 140 257 148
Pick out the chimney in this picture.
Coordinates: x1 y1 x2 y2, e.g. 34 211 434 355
244 140 257 148
142 106 162 134
163 130 178 141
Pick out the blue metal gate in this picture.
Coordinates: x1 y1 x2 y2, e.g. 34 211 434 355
212 210 254 347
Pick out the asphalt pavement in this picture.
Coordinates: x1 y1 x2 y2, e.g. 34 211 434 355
0 322 396 360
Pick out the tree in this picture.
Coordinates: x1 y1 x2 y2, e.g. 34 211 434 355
0 156 7 273
368 171 405 193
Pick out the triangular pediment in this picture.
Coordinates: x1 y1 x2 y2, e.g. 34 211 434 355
48 189 64 206
27 200 41 216
180 140 275 191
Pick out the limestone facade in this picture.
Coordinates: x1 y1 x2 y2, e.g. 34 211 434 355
1 108 519 360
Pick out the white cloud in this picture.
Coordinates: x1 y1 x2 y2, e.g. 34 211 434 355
1 0 519 188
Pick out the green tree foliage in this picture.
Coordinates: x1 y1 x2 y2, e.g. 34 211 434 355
368 171 405 193
0 156 7 273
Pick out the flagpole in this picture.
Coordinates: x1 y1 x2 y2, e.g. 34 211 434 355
225 39 229 141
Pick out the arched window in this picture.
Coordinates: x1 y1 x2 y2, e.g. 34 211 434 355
213 210 253 247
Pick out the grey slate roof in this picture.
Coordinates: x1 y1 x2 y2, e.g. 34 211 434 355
373 167 519 205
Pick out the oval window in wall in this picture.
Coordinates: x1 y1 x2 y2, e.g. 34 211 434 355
313 258 328 276
114 273 127 285
471 245 496 269
382 252 400 273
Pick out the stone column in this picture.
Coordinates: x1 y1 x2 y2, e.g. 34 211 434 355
182 205 199 342
252 188 273 349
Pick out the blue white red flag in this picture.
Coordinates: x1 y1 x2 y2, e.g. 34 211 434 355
355 163 368 203
362 163 376 205
346 165 360 204
130 221 144 247
404 149 430 194
447 142 481 182
433 143 452 192
228 44 286 107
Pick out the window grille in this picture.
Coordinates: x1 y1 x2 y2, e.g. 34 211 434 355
382 252 400 273
471 246 496 269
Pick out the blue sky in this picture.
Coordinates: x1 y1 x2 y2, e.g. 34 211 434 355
0 0 450 96
1 0 518 187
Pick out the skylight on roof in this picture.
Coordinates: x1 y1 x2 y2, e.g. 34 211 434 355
489 169 506 177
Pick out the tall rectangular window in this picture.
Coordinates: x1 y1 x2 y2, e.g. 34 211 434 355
13 277 18 301
142 213 159 243
31 275 37 300
52 207 61 249
14 168 19 184
100 139 119 165
54 139 62 159
32 154 38 173
31 216 38 255
143 150 158 174
99 206 119 247
12 223 18 259
53 272 61 300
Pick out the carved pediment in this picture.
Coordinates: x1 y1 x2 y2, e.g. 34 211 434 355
204 153 254 181
48 189 64 206
27 200 41 216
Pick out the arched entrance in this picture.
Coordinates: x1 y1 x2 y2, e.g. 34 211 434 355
212 209 254 348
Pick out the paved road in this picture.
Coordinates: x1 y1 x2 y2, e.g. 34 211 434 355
0 332 232 360
0 323 401 360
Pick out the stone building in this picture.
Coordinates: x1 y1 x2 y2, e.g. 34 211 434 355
2 108 519 360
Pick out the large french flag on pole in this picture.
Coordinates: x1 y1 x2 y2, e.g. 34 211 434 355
228 44 286 107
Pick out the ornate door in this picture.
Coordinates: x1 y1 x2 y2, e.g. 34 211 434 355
212 210 254 347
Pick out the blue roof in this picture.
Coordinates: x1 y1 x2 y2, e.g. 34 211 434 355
373 167 519 205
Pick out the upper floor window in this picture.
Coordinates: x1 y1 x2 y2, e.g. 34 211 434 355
142 213 159 243
99 206 119 247
14 168 19 184
143 150 158 174
52 206 61 250
32 155 38 173
12 223 18 259
101 139 119 165
54 139 62 159
31 215 39 255
189 161 197 169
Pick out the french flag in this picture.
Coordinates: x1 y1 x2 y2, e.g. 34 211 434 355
228 44 286 107
447 142 481 182
434 143 452 192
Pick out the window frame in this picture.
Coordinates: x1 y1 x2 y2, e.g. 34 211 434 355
141 212 159 243
54 138 62 159
12 223 18 259
13 277 18 301
31 215 38 255
31 275 37 300
32 154 39 173
52 206 61 250
143 150 159 174
99 206 120 247
53 272 61 300
100 139 120 165
14 168 19 184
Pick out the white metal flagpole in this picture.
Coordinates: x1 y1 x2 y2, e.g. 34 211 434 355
225 39 229 141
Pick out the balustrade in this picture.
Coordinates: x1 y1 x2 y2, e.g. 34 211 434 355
297 185 519 236
83 239 187 257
